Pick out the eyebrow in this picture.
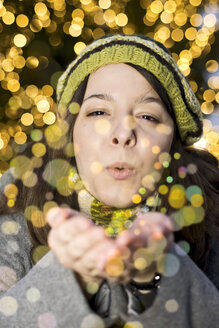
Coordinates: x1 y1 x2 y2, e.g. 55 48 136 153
82 93 163 106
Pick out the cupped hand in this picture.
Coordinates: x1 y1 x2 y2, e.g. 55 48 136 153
46 208 174 287
46 207 118 286
98 211 174 283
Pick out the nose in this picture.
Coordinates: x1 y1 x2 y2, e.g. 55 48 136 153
111 121 137 148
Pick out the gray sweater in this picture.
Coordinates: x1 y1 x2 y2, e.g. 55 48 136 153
0 171 219 327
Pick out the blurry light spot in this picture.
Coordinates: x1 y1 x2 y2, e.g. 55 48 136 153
69 102 80 114
69 24 82 37
151 0 163 14
38 312 57 328
80 314 105 328
95 119 110 134
43 112 56 125
22 171 38 187
152 146 160 154
99 0 111 10
90 162 103 174
158 185 168 195
21 113 34 126
139 187 146 195
177 240 190 254
32 143 46 157
190 14 202 27
6 240 19 254
26 56 39 69
1 221 21 235
103 9 116 23
2 11 15 25
74 42 86 55
171 29 184 42
105 256 124 277
186 163 197 175
0 296 18 316
173 152 181 160
190 194 204 207
204 14 216 28
165 299 179 312
166 176 173 183
37 99 50 113
123 322 143 328
26 85 38 98
14 131 27 145
201 102 214 115
160 253 180 277
115 13 128 27
7 79 20 92
0 266 17 291
168 185 186 209
42 85 54 97
30 129 43 142
34 2 47 16
4 184 18 199
13 34 27 47
132 194 142 204
134 258 147 270
16 14 29 27
86 281 99 295
206 60 218 73
26 287 41 303
164 0 176 13
185 27 197 41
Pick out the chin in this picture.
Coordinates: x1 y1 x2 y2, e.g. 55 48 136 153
99 195 133 209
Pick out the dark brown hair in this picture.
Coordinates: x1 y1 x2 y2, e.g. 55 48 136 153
1 64 218 271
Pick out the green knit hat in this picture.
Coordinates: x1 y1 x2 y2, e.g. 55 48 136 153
56 34 203 146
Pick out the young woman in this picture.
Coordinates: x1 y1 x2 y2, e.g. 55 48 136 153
0 34 218 327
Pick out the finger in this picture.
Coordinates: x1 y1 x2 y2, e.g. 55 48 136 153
66 226 106 260
46 207 78 228
49 215 93 244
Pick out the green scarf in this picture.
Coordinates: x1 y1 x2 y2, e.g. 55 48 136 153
71 167 156 238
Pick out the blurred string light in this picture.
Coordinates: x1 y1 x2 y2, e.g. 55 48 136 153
0 0 218 177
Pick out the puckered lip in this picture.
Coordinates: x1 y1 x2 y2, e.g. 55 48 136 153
106 162 136 180
106 162 135 169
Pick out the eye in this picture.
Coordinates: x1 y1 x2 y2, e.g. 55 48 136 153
87 110 107 116
139 114 160 123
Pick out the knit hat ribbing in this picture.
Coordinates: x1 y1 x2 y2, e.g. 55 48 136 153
56 34 203 146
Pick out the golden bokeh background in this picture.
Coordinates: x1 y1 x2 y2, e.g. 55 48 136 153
0 0 218 177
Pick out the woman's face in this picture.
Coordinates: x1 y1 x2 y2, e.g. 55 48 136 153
73 63 174 208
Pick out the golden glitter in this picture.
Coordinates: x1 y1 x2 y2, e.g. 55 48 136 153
132 194 142 204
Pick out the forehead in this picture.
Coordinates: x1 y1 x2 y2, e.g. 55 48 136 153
84 63 160 98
